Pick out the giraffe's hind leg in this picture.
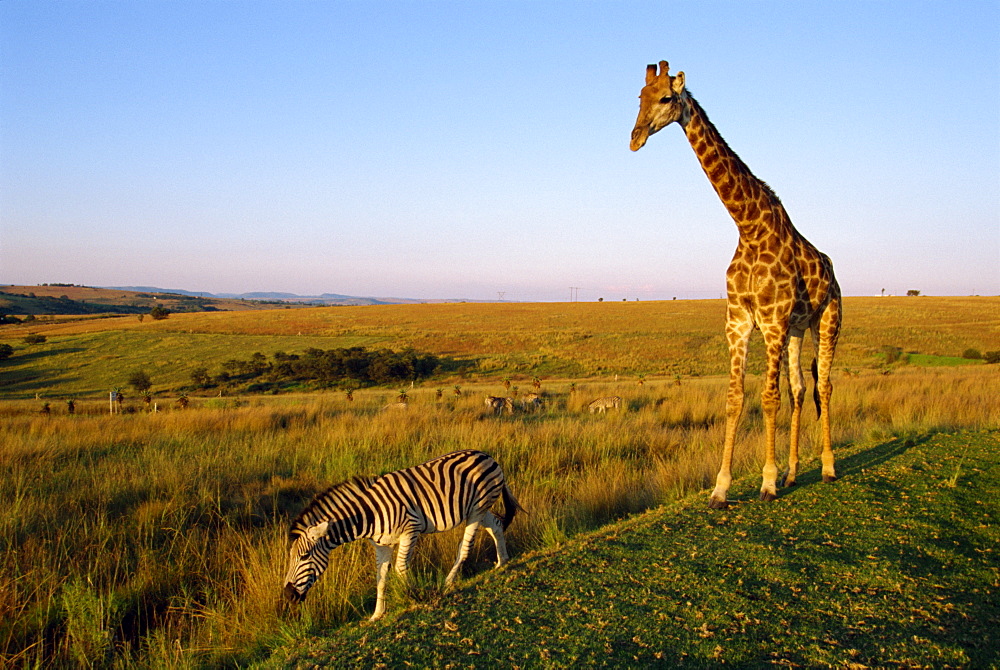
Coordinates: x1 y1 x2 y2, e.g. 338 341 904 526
781 328 807 488
816 299 841 483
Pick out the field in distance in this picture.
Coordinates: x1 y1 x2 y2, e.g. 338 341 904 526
0 296 997 399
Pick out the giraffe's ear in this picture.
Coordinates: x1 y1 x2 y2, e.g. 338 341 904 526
671 71 686 95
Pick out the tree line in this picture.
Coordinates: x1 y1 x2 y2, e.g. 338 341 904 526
191 346 445 391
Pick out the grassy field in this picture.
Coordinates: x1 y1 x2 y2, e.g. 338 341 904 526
1 364 998 667
1 297 998 667
2 296 998 399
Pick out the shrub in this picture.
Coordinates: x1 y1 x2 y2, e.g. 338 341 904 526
23 333 46 345
985 351 1000 364
149 305 170 320
881 345 903 364
0 343 13 360
962 348 983 360
128 370 152 394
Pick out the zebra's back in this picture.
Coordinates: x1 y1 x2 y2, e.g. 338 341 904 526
371 450 506 537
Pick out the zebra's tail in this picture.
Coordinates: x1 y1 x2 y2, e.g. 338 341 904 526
500 483 524 530
811 358 821 419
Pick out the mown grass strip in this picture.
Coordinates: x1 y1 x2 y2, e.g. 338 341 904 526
268 430 1000 668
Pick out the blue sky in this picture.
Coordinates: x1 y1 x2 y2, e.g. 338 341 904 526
2 1 998 301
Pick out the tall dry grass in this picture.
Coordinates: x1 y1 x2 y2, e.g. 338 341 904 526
1 366 997 666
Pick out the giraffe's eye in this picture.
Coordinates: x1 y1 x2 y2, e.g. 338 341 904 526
659 96 672 104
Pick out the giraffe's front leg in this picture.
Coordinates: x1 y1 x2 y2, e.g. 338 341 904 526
710 318 753 509
759 330 787 502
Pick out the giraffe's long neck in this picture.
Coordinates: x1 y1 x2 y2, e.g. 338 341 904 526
681 95 789 240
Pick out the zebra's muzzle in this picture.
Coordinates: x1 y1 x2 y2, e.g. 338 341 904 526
284 583 306 604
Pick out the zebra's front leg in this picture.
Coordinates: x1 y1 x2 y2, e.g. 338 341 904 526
445 521 482 585
371 543 393 621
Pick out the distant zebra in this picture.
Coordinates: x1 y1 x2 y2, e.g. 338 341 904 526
521 393 543 412
283 450 521 620
485 395 514 415
588 396 622 413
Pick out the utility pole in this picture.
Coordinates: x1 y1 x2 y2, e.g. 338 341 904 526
569 287 580 302
497 291 506 302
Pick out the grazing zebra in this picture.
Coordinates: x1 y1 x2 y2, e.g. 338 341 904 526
521 393 543 411
484 395 514 415
588 396 622 413
283 450 520 620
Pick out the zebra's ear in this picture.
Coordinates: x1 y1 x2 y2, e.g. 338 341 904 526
305 521 329 543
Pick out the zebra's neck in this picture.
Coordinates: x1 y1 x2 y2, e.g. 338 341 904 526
291 476 378 542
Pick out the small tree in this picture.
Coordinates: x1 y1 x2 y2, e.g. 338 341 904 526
0 343 13 360
23 334 46 345
128 370 153 394
66 399 76 414
962 348 983 360
177 393 189 409
190 366 211 388
906 289 921 297
984 351 1000 364
149 305 170 320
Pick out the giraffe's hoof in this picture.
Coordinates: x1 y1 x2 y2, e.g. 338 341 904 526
708 498 729 510
759 491 778 502
823 474 838 484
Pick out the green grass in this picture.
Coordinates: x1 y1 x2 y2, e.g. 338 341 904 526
267 430 1000 668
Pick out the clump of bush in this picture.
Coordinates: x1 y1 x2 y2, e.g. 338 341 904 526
197 346 447 391
962 348 983 360
983 351 1000 364
23 334 46 345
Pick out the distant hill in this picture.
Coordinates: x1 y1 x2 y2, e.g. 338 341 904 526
0 285 300 316
106 287 479 306
1 284 484 317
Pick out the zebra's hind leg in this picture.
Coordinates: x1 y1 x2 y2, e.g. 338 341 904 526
481 511 509 569
445 521 482 585
371 543 393 621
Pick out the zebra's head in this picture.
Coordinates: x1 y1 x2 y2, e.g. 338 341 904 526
283 520 333 604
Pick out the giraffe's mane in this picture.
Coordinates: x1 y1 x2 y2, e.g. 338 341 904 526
686 92 784 209
288 475 377 541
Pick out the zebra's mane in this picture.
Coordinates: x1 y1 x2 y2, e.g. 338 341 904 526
288 476 377 541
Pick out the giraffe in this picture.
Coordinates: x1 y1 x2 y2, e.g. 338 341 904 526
630 61 842 509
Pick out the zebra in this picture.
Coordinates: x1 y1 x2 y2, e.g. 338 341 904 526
484 395 514 415
588 396 622 413
521 393 543 412
283 450 521 620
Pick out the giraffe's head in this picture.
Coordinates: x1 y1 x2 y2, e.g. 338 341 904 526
630 61 689 151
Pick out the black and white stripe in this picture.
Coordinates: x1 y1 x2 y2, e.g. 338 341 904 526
283 450 520 620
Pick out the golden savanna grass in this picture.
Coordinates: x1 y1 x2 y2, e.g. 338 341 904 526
1 362 998 667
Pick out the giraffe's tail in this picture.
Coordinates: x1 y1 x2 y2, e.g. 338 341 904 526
811 358 821 418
